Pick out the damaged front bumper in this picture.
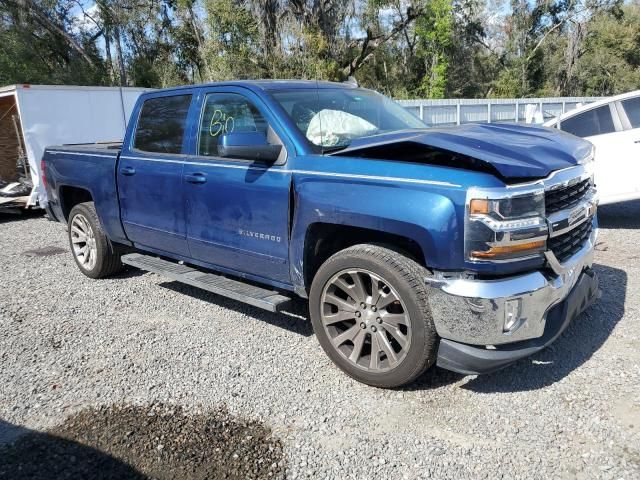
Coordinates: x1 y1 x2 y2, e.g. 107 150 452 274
427 226 599 375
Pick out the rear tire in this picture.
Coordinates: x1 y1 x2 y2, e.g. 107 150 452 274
309 244 438 388
68 202 123 279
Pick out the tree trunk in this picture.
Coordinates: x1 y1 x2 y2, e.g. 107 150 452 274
114 25 127 86
104 30 114 84
187 4 210 82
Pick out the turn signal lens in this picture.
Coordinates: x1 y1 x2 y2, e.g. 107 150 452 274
469 199 490 215
470 240 546 259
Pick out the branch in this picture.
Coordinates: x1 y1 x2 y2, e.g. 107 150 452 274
525 17 566 62
342 7 423 78
4 0 97 66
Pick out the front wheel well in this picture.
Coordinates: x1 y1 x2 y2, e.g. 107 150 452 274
59 186 93 221
303 223 426 291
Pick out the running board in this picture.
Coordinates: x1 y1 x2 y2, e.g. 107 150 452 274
121 253 292 312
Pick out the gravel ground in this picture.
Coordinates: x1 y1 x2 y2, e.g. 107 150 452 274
1 202 639 479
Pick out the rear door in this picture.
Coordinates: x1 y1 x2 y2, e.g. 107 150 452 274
182 87 293 285
559 103 634 203
118 92 195 256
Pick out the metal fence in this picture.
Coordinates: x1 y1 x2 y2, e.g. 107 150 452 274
397 97 602 126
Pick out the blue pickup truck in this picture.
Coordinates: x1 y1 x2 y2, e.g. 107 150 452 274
42 81 599 387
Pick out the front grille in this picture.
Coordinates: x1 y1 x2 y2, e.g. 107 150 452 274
545 178 591 214
548 219 592 262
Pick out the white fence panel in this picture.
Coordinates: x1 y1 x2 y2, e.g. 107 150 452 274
397 96 602 126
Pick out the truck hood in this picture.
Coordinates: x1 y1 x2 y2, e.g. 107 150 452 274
331 123 594 182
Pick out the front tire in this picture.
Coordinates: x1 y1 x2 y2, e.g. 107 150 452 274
309 244 438 388
68 202 123 279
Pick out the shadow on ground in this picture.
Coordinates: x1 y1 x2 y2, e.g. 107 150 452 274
460 263 626 393
0 404 284 480
160 280 314 337
597 199 640 229
0 209 44 224
0 419 146 480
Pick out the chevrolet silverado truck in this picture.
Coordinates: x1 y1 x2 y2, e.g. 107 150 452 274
42 81 600 388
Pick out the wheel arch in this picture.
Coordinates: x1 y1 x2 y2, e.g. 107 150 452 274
59 185 94 222
301 222 430 293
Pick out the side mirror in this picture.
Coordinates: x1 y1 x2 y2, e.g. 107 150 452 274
218 132 282 162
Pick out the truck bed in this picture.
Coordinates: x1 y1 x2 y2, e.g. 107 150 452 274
43 142 125 243
46 142 122 157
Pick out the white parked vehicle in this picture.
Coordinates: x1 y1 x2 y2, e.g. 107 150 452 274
544 90 640 205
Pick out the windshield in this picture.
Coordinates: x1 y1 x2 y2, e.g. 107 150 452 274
270 88 426 149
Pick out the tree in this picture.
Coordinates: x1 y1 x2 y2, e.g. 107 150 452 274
415 0 453 98
0 0 637 98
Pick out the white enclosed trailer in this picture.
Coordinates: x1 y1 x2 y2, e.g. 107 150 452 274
0 84 151 209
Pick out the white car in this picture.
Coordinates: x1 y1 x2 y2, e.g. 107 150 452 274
544 90 640 205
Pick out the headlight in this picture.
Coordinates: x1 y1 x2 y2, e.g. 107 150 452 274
465 188 548 262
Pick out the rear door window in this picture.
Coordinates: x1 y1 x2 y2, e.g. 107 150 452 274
621 96 640 128
560 105 616 138
134 94 192 154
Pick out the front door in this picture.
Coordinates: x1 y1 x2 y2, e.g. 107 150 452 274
118 92 194 256
183 88 293 285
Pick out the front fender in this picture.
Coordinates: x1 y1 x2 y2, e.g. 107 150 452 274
289 176 464 291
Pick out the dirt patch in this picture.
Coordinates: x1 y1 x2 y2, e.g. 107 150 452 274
0 404 285 480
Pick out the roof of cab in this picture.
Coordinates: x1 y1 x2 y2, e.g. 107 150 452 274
144 80 356 96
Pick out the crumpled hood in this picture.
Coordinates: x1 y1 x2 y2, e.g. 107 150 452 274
332 123 594 181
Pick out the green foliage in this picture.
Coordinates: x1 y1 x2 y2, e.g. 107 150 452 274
0 0 638 99
202 0 261 81
574 5 640 95
0 0 106 85
415 0 453 98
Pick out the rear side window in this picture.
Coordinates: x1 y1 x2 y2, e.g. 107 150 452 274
134 95 192 154
560 105 615 138
621 96 640 128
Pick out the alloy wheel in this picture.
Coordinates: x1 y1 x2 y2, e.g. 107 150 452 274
70 213 97 271
320 269 412 373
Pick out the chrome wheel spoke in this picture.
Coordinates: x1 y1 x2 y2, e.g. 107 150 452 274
383 325 408 350
348 329 367 363
377 330 398 364
376 292 398 310
333 277 354 295
331 325 360 347
71 234 87 244
369 332 381 370
323 310 356 325
324 292 357 313
369 274 382 305
348 272 367 303
381 313 408 328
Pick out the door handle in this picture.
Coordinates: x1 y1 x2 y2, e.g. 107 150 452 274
120 166 136 176
185 173 207 184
